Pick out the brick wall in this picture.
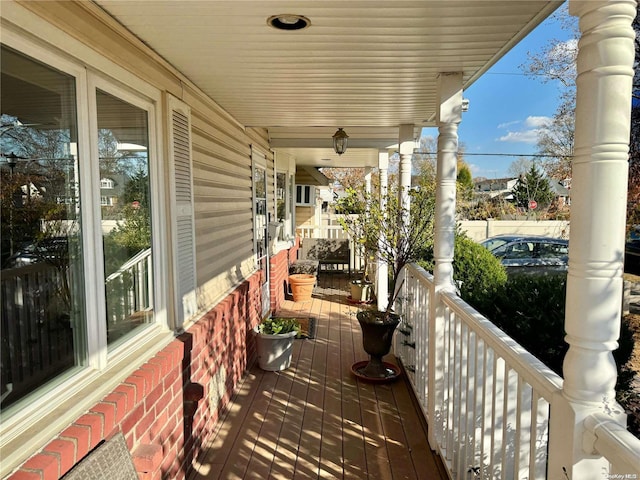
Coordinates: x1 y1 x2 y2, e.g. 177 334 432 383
268 239 300 313
7 272 263 480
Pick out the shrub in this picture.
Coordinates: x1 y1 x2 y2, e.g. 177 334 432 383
478 275 568 375
418 233 507 310
475 275 635 395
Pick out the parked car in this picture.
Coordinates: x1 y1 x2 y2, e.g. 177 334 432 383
480 235 569 275
625 227 640 275
2 237 70 269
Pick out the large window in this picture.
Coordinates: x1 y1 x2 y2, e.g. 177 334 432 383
1 46 85 409
0 44 159 413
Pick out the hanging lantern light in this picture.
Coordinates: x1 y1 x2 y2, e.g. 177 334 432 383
332 128 349 155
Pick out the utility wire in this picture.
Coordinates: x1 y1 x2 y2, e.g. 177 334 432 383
416 151 573 158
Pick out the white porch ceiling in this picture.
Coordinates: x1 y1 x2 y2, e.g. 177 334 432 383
94 0 563 168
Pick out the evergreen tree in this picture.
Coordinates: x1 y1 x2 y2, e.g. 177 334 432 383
511 165 555 211
456 160 474 201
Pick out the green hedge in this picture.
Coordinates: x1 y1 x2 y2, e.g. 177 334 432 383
418 233 508 309
420 237 633 394
473 274 634 394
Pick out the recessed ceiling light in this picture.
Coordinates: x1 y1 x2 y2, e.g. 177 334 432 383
267 14 311 31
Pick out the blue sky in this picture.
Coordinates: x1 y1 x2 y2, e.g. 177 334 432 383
421 5 574 180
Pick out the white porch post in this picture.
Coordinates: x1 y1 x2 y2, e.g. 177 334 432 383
377 151 389 311
364 167 372 196
547 1 636 478
398 124 415 219
363 167 372 274
427 72 462 448
432 73 462 291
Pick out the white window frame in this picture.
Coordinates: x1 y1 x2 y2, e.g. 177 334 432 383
87 73 169 362
100 178 114 188
296 184 314 206
0 26 172 474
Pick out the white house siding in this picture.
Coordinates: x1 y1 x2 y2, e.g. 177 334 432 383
187 102 272 309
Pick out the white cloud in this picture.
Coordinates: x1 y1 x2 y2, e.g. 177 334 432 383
496 115 552 144
497 130 540 144
524 116 552 128
497 120 520 129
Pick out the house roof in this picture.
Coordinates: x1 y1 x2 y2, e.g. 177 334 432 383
92 0 562 168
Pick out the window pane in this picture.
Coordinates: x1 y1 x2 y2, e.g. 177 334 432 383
276 172 286 221
97 90 154 345
1 46 85 409
289 175 294 224
254 166 267 251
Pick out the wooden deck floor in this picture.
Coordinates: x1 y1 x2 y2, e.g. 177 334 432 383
191 273 448 480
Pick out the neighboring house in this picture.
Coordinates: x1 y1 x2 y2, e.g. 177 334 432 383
294 166 330 235
550 178 571 206
0 2 637 480
474 176 519 199
474 176 571 206
99 174 126 208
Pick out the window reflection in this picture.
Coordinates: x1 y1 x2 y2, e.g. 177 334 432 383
97 90 154 345
1 46 84 408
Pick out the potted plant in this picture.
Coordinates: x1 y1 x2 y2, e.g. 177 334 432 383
349 266 374 303
334 195 375 303
336 181 436 379
254 316 301 371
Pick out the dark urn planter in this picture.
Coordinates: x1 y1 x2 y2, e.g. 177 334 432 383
354 310 401 380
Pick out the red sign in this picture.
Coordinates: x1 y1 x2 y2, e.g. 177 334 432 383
528 200 537 210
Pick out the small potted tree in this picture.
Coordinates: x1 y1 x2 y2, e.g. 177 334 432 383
336 181 436 380
334 191 375 303
254 317 301 371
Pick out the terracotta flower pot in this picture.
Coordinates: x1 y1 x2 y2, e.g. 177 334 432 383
289 273 316 302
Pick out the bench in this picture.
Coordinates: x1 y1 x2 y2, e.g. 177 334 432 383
298 238 351 275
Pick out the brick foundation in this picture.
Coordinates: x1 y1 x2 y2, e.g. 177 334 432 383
269 239 299 314
7 270 265 480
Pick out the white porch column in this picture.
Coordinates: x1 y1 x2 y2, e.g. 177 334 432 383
427 72 462 448
377 151 389 311
433 73 462 290
364 167 372 197
548 1 636 478
398 124 415 219
363 167 372 275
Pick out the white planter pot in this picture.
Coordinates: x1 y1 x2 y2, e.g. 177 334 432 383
350 279 373 303
254 328 297 371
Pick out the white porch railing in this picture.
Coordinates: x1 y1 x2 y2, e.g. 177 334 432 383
105 248 153 327
297 216 366 273
296 224 347 239
394 263 640 479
